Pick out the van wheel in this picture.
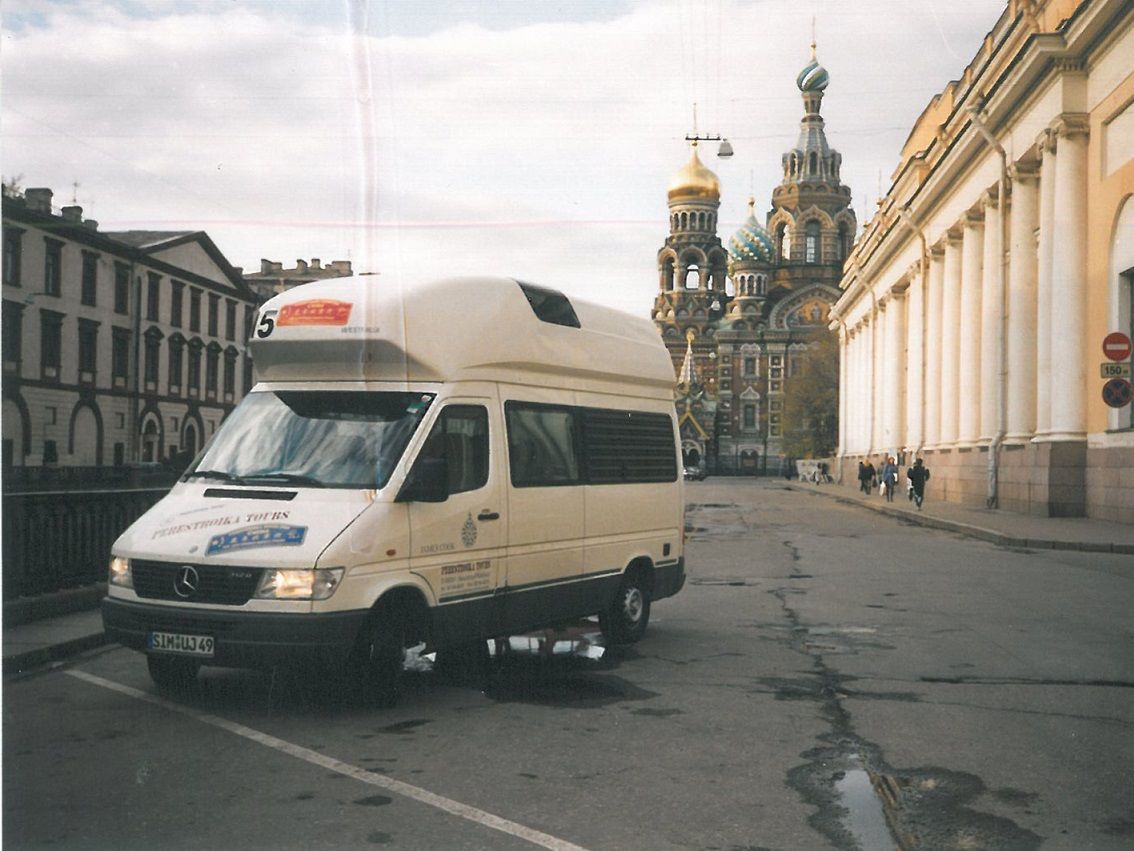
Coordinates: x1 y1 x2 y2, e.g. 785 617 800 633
600 572 651 645
352 605 409 708
147 655 200 691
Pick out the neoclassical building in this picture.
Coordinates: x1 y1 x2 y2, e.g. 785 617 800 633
2 186 259 473
653 48 856 473
831 0 1133 521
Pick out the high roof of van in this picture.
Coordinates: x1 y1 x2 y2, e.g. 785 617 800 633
248 276 677 396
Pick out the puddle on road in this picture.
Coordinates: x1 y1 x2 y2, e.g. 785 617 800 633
835 757 898 851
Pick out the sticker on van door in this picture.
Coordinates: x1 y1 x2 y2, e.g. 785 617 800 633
439 559 492 598
461 513 478 547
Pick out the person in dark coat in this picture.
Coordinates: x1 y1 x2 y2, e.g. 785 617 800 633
907 458 930 509
859 459 876 494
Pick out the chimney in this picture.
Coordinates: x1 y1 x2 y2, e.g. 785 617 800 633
62 205 83 223
296 259 308 274
260 258 274 275
311 258 321 270
25 188 53 213
82 220 99 231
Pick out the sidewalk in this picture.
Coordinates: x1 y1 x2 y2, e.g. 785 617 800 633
5 488 1131 676
786 481 1134 555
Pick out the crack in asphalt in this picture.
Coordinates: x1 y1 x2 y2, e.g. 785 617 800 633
769 545 1043 851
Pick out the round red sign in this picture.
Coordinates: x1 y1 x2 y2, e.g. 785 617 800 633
1102 331 1133 362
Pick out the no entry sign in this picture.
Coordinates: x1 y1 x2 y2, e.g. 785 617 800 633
1103 332 1133 362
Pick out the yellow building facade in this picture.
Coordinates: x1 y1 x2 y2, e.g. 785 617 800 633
831 0 1134 520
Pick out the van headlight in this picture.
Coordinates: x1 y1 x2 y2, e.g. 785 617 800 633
109 556 133 588
254 568 344 601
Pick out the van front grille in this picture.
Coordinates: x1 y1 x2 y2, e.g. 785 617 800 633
131 560 263 605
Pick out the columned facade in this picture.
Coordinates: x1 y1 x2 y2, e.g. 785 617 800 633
829 0 1134 521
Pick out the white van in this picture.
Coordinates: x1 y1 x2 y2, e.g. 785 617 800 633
102 276 685 703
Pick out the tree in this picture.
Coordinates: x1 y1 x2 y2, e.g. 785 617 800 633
781 331 839 458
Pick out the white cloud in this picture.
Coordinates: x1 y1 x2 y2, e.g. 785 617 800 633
3 0 1005 318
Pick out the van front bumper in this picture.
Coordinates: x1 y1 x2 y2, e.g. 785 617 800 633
102 597 369 669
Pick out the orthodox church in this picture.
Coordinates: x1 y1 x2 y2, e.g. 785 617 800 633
652 46 856 474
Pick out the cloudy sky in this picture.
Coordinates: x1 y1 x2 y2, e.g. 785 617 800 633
3 0 1006 318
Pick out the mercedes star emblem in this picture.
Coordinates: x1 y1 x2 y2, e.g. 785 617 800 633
173 565 200 599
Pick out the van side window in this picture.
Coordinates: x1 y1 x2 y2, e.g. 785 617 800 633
581 409 678 483
505 402 580 487
418 405 489 494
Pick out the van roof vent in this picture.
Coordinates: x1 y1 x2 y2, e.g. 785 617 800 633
516 281 580 328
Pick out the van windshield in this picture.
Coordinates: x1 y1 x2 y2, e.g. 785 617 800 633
186 390 434 489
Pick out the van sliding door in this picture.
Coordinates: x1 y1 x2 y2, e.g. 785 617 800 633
501 400 585 633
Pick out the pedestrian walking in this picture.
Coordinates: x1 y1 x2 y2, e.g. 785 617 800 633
859 459 875 495
907 458 930 509
881 456 898 502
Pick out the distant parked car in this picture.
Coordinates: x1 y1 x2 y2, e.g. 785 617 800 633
684 465 707 481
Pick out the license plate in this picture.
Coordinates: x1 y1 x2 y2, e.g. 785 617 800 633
147 632 215 657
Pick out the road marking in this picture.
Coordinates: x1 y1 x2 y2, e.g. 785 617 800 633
66 669 591 851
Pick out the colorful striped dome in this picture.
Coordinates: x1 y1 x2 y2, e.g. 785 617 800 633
796 56 829 92
728 206 775 266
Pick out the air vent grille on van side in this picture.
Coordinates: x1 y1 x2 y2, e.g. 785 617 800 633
581 409 678 483
516 281 581 328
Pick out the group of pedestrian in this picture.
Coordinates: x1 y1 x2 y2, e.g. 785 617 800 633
857 456 931 509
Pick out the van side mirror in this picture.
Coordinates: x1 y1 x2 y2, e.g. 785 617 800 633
395 457 449 503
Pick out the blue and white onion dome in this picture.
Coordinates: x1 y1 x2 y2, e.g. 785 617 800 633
728 200 776 267
796 45 829 92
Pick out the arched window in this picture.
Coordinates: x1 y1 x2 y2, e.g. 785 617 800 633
680 212 688 230
836 223 849 260
757 275 766 295
805 221 820 263
778 224 791 262
661 258 675 291
809 152 818 174
684 264 700 289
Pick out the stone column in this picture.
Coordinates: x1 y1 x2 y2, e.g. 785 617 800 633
940 229 963 446
1005 160 1040 442
1033 130 1057 438
1046 114 1090 441
979 189 1002 444
876 300 889 451
889 288 908 455
838 324 848 456
924 245 945 447
905 265 924 451
958 210 984 446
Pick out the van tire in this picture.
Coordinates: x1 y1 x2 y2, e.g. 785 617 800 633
600 571 651 645
147 655 200 691
351 604 410 708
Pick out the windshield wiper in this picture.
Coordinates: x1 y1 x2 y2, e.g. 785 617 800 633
240 472 327 488
185 469 244 482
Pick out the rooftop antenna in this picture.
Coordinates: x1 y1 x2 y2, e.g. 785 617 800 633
71 181 80 204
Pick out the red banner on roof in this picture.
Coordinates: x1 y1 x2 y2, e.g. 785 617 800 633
277 300 353 327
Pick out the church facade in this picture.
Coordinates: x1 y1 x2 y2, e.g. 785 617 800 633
652 50 856 474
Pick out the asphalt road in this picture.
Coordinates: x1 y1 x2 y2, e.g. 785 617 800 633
5 480 1133 850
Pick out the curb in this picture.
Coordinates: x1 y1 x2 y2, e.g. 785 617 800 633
784 484 1134 555
2 631 110 677
4 583 107 627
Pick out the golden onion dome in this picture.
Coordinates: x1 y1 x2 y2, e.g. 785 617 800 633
667 141 720 203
